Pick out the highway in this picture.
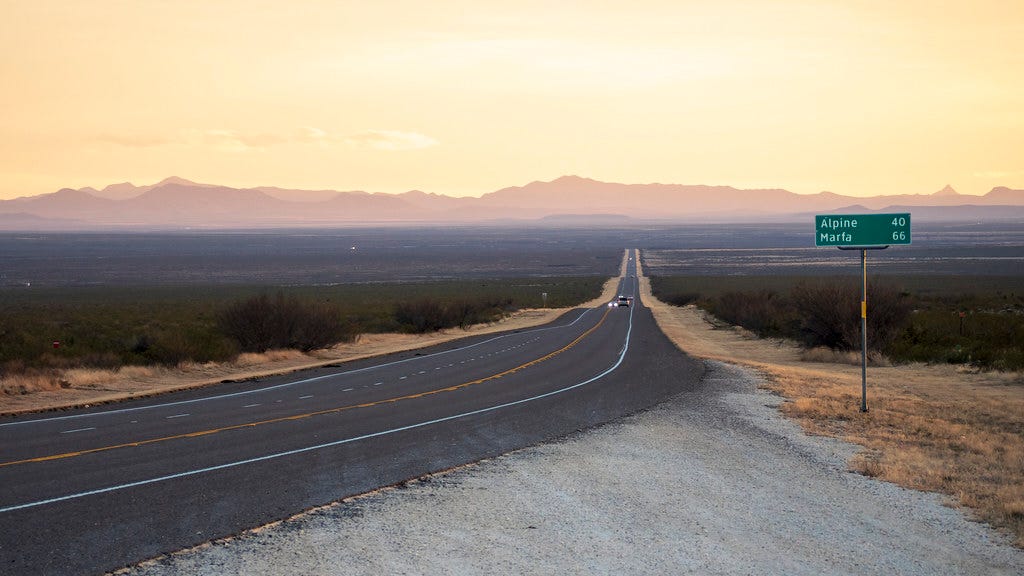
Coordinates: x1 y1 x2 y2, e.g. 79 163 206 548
0 249 705 575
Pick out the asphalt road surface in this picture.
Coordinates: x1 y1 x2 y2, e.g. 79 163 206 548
0 249 705 575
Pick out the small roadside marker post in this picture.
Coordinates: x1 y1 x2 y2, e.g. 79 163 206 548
815 213 911 413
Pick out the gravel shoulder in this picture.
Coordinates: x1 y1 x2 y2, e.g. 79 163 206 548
122 360 1023 576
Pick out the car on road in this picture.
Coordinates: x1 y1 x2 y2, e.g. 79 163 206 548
609 295 633 307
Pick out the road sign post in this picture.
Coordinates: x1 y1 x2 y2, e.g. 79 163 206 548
815 213 911 413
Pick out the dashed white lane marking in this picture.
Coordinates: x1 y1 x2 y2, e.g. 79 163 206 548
299 395 314 400
418 370 426 374
60 427 96 434
243 404 261 408
399 376 408 380
343 388 354 392
373 382 382 386
165 414 190 419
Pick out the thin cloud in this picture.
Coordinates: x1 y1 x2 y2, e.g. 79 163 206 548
293 126 332 147
346 130 439 151
189 129 289 152
96 133 175 148
96 127 438 153
973 170 1024 179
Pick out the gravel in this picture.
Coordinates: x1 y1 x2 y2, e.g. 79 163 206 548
122 361 1024 575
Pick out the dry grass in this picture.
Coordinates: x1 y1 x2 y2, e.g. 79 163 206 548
234 349 309 367
766 369 1024 545
0 370 64 395
798 346 892 367
637 251 1024 547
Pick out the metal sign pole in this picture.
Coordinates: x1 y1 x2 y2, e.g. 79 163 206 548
838 245 887 413
860 248 868 413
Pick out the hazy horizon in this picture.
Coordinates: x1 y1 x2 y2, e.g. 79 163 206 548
2 1 1022 200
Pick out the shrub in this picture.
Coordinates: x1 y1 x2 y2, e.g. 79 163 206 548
663 292 700 307
393 297 511 334
218 292 355 353
394 298 450 333
707 290 793 337
791 281 910 352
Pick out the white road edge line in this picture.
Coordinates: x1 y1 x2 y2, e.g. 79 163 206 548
0 295 635 514
165 414 190 419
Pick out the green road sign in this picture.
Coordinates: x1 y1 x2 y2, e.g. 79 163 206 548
815 213 911 247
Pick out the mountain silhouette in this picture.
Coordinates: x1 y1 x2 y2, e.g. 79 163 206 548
1 176 1021 229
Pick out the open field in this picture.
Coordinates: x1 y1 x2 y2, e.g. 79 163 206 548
636 256 1024 547
4 221 1022 288
641 221 1024 277
0 227 627 287
648 273 1024 370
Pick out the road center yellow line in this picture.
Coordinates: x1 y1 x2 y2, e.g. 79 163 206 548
1 308 611 469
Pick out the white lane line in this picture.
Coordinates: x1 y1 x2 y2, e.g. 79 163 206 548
373 382 382 386
342 388 354 392
243 404 261 408
60 427 96 435
165 414 190 419
3 306 602 429
399 376 408 380
299 395 314 400
0 302 635 515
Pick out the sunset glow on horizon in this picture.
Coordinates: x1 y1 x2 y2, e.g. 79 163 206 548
2 1 1022 199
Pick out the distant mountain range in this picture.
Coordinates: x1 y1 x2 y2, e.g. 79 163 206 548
1 175 1022 229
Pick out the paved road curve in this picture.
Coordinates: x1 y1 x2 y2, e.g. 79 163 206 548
0 250 705 575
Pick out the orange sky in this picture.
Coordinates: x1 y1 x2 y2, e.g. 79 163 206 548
2 1 1022 199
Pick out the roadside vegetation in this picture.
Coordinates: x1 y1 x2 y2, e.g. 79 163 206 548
648 273 1024 545
0 277 604 393
651 274 1024 371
